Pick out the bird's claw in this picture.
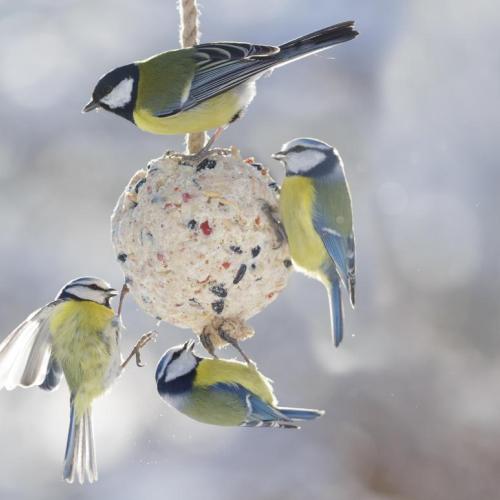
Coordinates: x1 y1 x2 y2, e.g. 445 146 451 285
260 200 287 249
200 329 218 359
122 330 158 369
134 330 157 367
200 318 252 364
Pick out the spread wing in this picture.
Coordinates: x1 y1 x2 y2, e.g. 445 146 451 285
313 176 356 306
154 42 279 117
0 301 62 391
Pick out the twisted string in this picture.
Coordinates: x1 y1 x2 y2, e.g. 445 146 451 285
178 0 206 154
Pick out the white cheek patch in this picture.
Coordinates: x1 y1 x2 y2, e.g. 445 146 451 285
286 150 327 174
165 351 197 382
101 77 134 109
66 285 104 304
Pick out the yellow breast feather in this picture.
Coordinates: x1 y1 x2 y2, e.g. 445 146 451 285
133 83 254 135
50 301 114 335
279 176 328 276
50 301 116 417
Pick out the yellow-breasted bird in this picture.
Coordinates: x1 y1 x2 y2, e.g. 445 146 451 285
273 138 356 347
0 277 152 484
156 340 324 428
83 21 358 147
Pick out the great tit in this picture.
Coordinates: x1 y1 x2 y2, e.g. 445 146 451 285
156 340 324 428
273 138 355 347
83 21 358 144
0 277 152 484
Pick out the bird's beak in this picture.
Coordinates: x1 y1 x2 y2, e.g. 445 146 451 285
271 151 286 161
183 339 196 352
106 288 119 297
82 99 100 113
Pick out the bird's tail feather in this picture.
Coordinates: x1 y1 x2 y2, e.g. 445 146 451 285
347 233 356 307
329 276 344 347
63 403 97 484
277 407 325 421
277 21 358 65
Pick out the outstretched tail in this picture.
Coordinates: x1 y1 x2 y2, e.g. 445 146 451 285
329 276 344 347
277 21 358 65
63 401 97 484
277 407 325 422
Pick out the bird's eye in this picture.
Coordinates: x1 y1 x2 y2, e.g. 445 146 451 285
89 284 101 290
290 145 306 153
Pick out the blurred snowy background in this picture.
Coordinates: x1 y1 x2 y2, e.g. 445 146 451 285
1 0 499 499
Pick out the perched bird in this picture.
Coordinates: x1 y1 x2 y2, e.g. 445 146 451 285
83 21 358 149
0 277 152 484
156 340 324 428
273 138 355 347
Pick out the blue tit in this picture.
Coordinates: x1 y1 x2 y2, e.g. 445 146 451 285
273 138 355 347
156 340 324 428
0 277 122 484
83 21 358 149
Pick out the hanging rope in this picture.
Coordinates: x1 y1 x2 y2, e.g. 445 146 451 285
178 0 206 154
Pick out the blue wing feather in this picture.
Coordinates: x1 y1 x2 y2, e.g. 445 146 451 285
316 225 350 289
312 174 355 306
311 171 355 344
210 383 297 428
245 394 288 422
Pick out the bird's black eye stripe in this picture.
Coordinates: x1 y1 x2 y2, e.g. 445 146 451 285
171 350 182 362
88 284 105 291
288 145 306 154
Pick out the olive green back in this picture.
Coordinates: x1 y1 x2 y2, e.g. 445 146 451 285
136 48 197 114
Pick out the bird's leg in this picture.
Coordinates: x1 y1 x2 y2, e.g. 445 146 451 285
260 200 288 249
201 126 226 152
218 327 252 365
190 126 227 161
121 330 158 369
200 327 219 359
117 282 129 317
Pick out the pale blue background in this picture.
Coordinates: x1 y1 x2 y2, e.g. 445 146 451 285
0 1 499 499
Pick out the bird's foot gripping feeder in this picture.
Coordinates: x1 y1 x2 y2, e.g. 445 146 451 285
111 147 292 358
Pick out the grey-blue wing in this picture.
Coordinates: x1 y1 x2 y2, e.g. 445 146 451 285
316 222 349 284
211 383 297 428
244 394 299 428
312 178 355 306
